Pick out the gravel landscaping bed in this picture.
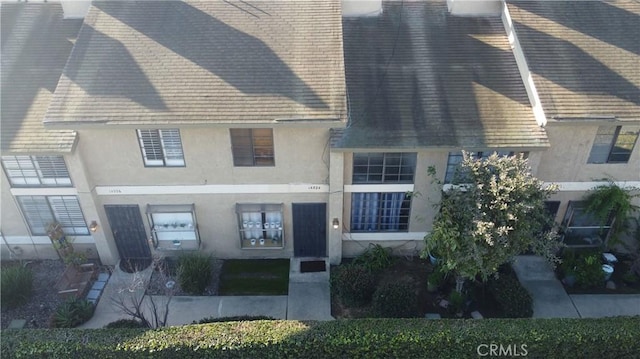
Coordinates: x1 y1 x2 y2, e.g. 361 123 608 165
1 260 66 329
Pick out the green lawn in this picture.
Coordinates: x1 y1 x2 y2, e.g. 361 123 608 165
219 259 290 295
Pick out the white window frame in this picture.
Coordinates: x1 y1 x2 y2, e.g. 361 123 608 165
137 129 185 167
1 155 72 187
350 192 412 232
352 152 417 184
17 196 88 236
236 203 283 249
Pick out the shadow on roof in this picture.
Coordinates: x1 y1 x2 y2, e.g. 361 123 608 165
512 1 640 56
64 25 168 111
515 22 640 107
92 1 329 110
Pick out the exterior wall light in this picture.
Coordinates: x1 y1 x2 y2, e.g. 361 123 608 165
89 221 99 233
332 218 340 229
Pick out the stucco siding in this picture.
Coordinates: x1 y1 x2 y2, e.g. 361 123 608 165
536 125 640 183
76 127 330 186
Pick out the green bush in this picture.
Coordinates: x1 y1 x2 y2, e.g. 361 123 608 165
575 254 605 289
3 318 640 358
50 299 94 328
104 319 144 329
371 282 418 318
193 315 275 324
352 244 394 272
178 253 213 294
488 273 533 318
330 264 377 306
1 265 33 309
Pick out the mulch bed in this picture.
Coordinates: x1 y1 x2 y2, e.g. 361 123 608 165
145 257 223 296
331 258 504 319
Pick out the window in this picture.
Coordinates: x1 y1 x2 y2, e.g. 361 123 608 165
562 201 612 247
351 192 411 232
588 125 639 164
17 196 88 235
137 129 185 167
147 204 199 250
1 156 71 187
353 153 417 183
444 151 529 183
230 129 275 166
236 203 283 248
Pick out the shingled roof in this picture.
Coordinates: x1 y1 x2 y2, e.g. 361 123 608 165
508 1 640 120
45 1 346 127
1 4 81 153
333 1 548 150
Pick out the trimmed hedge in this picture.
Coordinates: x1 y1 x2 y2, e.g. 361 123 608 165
488 272 533 318
330 264 377 306
3 318 640 358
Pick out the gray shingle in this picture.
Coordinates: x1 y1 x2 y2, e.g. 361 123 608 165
1 4 81 153
508 1 640 120
334 1 548 150
45 1 346 127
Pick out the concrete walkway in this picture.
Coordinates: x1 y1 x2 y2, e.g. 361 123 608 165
81 258 332 328
513 255 640 318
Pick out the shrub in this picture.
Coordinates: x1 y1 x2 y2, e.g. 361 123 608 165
3 318 640 358
574 254 605 289
330 264 377 306
447 290 465 316
104 319 144 329
178 253 213 294
352 244 394 272
50 299 94 328
193 315 275 324
371 282 418 318
488 273 533 318
0 265 33 309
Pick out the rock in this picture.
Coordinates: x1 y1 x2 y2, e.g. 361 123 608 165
606 281 616 290
438 299 449 308
471 311 484 319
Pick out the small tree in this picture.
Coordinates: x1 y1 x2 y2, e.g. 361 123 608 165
422 151 561 290
110 257 174 329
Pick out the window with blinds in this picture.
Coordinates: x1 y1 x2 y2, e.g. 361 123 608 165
17 196 88 236
230 129 275 166
137 129 185 167
1 156 71 187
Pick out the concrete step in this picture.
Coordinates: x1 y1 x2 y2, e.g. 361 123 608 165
289 257 329 283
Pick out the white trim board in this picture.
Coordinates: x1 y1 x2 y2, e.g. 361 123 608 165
443 181 640 192
343 232 427 241
10 187 78 196
548 181 640 192
95 183 329 196
1 236 95 245
344 184 414 193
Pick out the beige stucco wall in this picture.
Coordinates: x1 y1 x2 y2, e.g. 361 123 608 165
76 127 330 186
536 124 640 183
96 192 329 260
340 151 449 258
0 152 100 262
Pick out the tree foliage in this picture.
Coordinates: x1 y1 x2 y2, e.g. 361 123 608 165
422 151 561 283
